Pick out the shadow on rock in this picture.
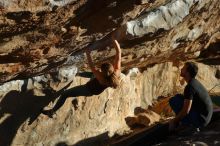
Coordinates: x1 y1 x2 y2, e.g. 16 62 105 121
55 132 109 146
0 81 71 146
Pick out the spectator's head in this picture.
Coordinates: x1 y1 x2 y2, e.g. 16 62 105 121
181 62 198 79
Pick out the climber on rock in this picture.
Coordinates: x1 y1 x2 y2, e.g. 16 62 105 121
169 62 213 132
42 37 121 118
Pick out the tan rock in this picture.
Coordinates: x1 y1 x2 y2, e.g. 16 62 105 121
0 0 219 145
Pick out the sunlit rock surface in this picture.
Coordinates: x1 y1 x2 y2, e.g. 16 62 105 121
0 0 220 145
0 0 219 83
0 62 219 145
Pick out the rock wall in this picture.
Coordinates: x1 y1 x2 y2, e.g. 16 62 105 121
0 0 219 83
0 62 219 146
136 62 220 107
0 68 142 145
0 0 220 145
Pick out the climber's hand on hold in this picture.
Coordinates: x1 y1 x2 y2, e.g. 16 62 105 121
85 48 91 55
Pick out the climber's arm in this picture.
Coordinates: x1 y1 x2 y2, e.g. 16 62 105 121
86 49 102 80
112 39 121 75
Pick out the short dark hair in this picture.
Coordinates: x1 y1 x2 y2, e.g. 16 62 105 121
185 62 198 78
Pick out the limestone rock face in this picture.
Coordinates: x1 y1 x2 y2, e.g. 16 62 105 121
125 108 161 128
0 72 141 146
0 0 219 83
0 62 219 146
138 62 220 107
0 0 220 145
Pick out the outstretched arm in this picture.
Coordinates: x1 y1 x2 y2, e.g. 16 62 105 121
86 49 97 73
86 49 102 80
112 39 121 73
